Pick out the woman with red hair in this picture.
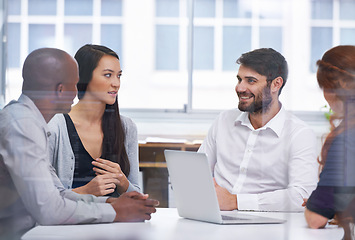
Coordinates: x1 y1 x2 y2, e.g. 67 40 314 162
305 45 355 233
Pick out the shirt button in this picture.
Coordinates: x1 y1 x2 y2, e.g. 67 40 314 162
47 132 51 137
241 167 247 173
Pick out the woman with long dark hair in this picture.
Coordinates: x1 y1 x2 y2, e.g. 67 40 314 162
305 45 355 232
48 44 140 196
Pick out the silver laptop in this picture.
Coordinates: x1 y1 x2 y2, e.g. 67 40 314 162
164 150 286 225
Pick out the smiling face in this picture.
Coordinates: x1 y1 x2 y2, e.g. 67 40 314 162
84 55 122 105
236 65 273 114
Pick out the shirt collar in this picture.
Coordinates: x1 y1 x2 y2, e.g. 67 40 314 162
235 105 286 137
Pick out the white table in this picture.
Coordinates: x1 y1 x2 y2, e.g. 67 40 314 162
22 208 344 240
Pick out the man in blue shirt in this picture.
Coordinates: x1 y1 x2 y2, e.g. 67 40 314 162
0 48 158 239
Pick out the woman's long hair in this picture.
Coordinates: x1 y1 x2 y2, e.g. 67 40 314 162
74 44 130 176
317 45 355 238
316 45 355 169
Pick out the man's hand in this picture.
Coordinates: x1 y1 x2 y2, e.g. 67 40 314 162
110 191 159 222
214 178 238 211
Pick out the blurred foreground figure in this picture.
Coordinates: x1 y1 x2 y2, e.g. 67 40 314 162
305 45 355 240
0 48 158 240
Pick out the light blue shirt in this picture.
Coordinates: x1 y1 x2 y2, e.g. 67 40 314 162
0 94 115 238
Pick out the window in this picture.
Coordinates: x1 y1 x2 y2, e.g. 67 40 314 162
29 24 56 53
310 0 355 72
156 25 179 70
6 0 123 102
65 0 93 16
192 0 286 110
5 0 355 113
0 0 5 108
7 23 20 68
28 0 57 15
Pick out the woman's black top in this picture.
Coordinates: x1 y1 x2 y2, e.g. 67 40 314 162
306 128 355 219
64 113 99 189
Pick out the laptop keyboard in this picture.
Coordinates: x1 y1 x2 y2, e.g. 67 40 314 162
222 215 248 221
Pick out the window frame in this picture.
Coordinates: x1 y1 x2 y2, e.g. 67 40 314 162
0 0 6 108
3 0 353 139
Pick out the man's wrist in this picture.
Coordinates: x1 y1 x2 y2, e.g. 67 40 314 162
106 197 117 203
235 194 238 210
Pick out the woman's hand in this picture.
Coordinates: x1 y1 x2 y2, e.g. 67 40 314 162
73 174 119 196
304 208 329 229
92 158 130 194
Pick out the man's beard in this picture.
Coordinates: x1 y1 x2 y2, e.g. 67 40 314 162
238 85 272 114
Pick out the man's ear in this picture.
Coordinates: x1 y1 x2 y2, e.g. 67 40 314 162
271 77 283 94
56 83 63 97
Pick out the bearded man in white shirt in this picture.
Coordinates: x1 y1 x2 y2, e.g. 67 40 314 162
198 48 318 212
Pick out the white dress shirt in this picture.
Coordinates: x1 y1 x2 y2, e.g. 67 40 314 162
199 106 318 212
